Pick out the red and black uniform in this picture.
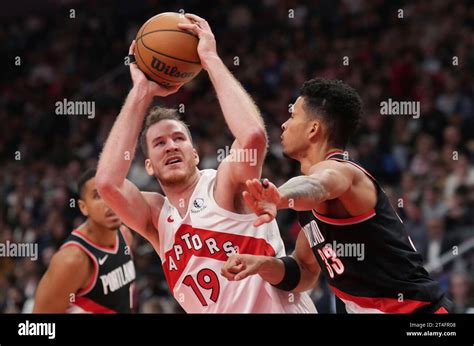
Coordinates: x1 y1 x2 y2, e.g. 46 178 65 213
61 229 135 313
297 150 449 313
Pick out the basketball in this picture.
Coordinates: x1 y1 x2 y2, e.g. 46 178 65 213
134 12 202 87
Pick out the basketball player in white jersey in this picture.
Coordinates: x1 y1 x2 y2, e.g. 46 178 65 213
96 13 315 313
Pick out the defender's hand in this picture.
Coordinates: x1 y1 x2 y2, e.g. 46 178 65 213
243 178 281 227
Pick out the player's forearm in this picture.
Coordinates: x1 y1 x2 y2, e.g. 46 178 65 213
277 175 330 211
97 88 152 187
205 56 266 146
258 256 318 293
33 299 68 313
293 264 319 293
257 256 285 285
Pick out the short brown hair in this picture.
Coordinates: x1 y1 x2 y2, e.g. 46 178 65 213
139 106 192 158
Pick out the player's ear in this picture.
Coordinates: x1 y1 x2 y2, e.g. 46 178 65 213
308 120 321 142
193 148 199 166
78 199 88 217
145 158 155 176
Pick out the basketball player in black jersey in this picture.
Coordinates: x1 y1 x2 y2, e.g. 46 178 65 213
33 169 136 313
222 78 450 313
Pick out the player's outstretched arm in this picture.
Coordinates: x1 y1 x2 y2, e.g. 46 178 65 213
221 231 320 293
277 160 354 210
33 246 92 313
243 160 356 226
179 14 267 186
96 41 175 243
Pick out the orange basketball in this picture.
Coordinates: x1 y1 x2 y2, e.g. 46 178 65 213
135 12 202 87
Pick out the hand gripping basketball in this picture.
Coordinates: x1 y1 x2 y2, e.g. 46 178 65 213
128 40 181 97
177 13 219 71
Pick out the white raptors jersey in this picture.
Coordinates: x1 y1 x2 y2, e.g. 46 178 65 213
156 169 316 313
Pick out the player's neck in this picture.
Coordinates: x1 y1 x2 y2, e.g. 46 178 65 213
82 220 117 248
162 170 201 218
299 141 333 175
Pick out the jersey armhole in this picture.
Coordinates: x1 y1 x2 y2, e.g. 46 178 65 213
119 227 134 259
155 202 171 259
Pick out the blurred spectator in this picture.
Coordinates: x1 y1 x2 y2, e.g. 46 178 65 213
448 272 474 313
444 154 474 199
140 297 165 314
423 218 461 274
421 186 447 220
404 200 427 254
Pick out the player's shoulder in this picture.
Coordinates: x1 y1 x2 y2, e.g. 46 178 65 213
310 158 357 174
51 244 91 272
191 169 217 189
200 168 217 177
310 158 369 185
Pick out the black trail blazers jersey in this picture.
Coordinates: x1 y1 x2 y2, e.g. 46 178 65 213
297 150 449 313
60 229 135 313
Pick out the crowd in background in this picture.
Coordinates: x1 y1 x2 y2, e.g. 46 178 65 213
1 0 473 313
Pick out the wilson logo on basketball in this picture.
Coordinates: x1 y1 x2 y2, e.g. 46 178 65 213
151 57 195 79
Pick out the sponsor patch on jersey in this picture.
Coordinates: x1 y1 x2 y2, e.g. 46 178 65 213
191 198 207 213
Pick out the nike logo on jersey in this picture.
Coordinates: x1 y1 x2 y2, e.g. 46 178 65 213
98 255 109 265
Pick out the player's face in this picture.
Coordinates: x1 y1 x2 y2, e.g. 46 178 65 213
78 178 122 230
280 96 314 159
145 120 199 186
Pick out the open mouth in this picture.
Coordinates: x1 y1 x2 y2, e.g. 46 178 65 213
105 210 117 218
165 156 183 166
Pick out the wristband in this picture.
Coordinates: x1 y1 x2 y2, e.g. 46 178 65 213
271 256 301 291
